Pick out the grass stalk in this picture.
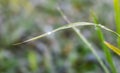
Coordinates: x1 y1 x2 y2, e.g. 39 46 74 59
14 22 120 45
57 7 109 73
91 11 117 73
13 14 120 73
113 0 120 47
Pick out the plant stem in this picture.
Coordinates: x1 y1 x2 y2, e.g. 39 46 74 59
57 7 109 73
114 0 120 48
91 11 117 73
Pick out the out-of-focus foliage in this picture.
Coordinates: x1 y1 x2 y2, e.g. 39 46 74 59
0 0 119 73
113 0 120 47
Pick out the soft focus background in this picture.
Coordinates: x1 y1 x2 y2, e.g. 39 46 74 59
0 0 120 73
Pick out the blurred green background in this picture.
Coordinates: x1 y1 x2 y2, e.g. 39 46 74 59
0 0 120 73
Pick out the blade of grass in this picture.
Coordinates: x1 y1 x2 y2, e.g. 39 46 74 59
13 22 95 45
28 50 38 72
13 22 120 73
99 24 120 38
13 22 120 45
91 11 117 73
114 0 120 47
104 41 120 56
57 7 109 73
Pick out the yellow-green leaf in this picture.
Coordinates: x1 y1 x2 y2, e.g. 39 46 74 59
104 41 120 56
28 51 38 71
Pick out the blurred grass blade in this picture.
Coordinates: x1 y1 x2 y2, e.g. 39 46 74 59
104 41 120 56
28 51 38 72
114 0 120 47
91 11 117 73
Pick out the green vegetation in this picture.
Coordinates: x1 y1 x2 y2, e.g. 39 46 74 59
0 0 120 73
91 11 117 73
114 0 120 48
